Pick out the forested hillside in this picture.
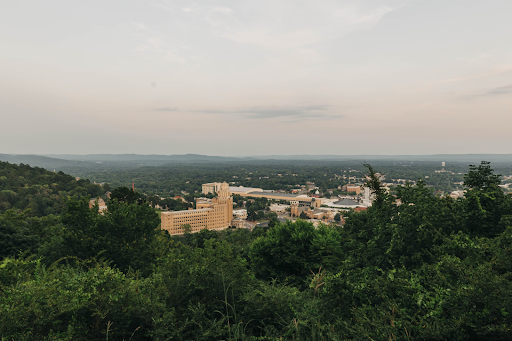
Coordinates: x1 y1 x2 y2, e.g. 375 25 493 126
2 162 512 340
0 161 105 216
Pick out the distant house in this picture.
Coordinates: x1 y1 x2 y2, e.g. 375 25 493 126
89 198 107 213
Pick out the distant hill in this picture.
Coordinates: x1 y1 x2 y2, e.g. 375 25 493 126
44 154 256 163
252 154 512 163
0 154 258 174
45 153 512 163
2 154 512 173
0 154 93 170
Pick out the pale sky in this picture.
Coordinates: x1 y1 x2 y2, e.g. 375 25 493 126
1 0 511 156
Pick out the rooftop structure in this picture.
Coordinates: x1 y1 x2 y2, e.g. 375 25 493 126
229 186 263 194
233 190 321 205
327 198 366 208
269 204 290 213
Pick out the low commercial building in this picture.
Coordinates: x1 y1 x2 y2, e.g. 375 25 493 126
269 204 290 213
231 187 322 206
229 186 263 195
231 218 246 229
233 209 248 219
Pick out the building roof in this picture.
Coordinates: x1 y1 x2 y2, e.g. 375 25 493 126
247 191 300 198
332 198 361 206
312 208 335 214
229 186 262 194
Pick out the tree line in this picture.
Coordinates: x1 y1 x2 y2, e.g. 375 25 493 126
65 160 512 196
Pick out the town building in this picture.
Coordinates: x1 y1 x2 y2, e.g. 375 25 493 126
233 209 248 219
269 203 290 213
290 199 323 216
230 185 322 205
89 197 107 212
231 218 246 229
305 207 337 220
162 182 233 235
362 187 375 207
202 182 223 195
290 200 300 217
343 184 361 194
450 190 464 199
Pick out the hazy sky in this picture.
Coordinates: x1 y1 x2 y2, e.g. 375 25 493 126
1 0 511 156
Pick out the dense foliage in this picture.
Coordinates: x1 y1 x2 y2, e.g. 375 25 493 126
2 161 512 340
0 161 105 216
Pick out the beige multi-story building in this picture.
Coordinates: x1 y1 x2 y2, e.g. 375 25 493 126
162 182 233 235
202 182 223 195
343 184 361 194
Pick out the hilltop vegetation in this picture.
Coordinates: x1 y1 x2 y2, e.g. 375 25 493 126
0 161 105 216
2 161 512 340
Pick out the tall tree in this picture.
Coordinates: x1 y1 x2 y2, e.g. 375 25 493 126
461 161 512 237
249 220 343 285
41 195 160 274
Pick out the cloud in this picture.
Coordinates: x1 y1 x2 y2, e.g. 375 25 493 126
461 84 512 100
432 65 512 85
153 105 340 120
199 105 341 120
486 84 512 95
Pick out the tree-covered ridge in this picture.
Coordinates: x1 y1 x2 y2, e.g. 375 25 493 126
2 162 512 340
0 161 105 216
